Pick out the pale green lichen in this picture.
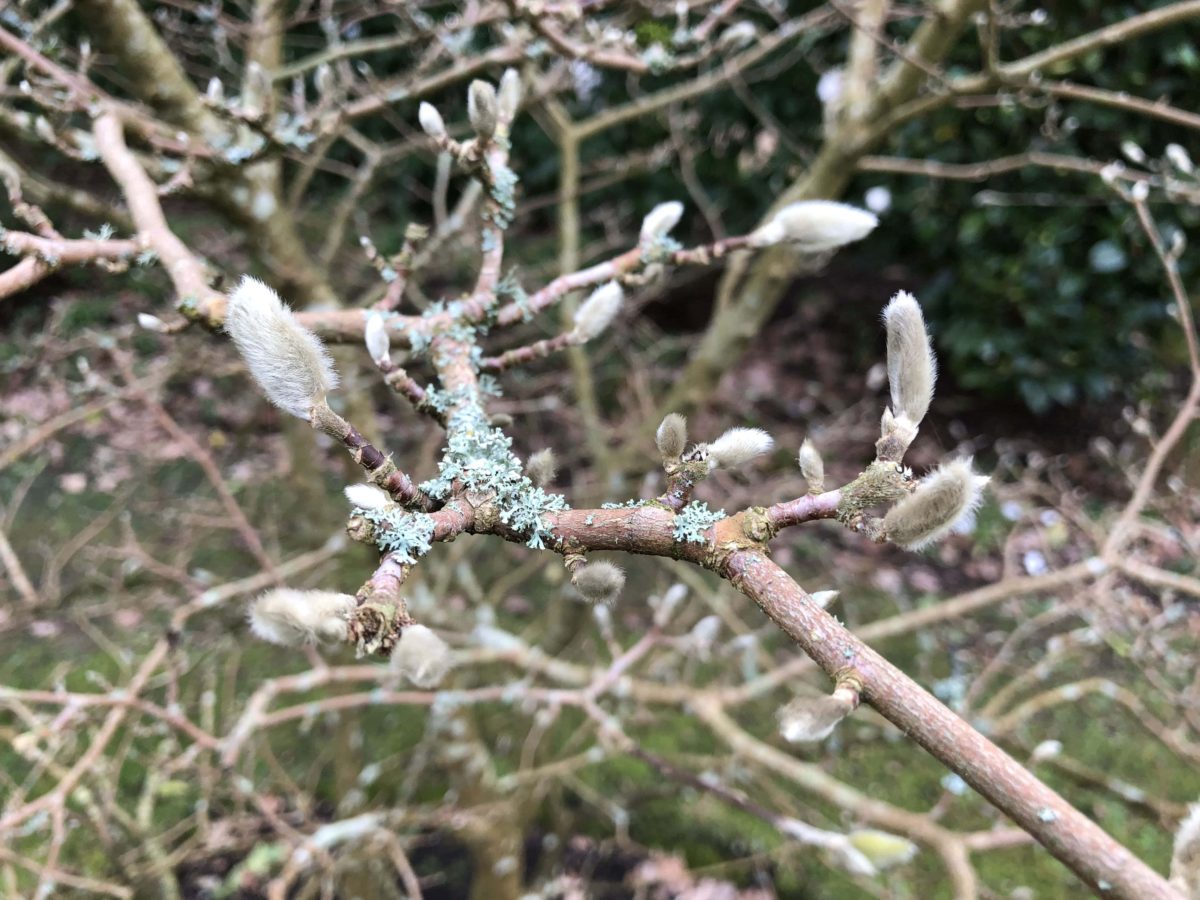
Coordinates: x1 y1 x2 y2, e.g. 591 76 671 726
674 501 725 543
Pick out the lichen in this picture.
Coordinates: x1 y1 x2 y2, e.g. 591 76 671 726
674 501 726 543
360 507 435 564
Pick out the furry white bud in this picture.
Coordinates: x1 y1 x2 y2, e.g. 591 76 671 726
391 624 452 688
526 448 558 487
314 63 335 98
882 291 936 427
688 614 721 659
1166 143 1195 175
652 583 688 626
467 80 498 140
1120 140 1146 165
248 589 356 646
847 830 919 869
707 427 774 470
810 590 839 608
497 68 522 122
344 483 389 510
241 62 271 118
778 693 853 743
206 77 224 104
716 21 758 51
574 561 626 604
137 312 168 333
364 313 390 365
798 438 824 493
572 281 624 341
419 102 446 139
1171 803 1200 897
656 413 688 459
749 200 877 251
639 201 684 243
225 276 339 418
882 458 989 550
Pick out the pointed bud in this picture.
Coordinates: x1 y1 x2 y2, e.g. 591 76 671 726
526 448 558 487
497 68 522 122
810 590 839 608
652 583 688 626
248 589 356 645
688 614 721 659
467 80 498 141
364 313 390 364
656 413 688 459
847 830 919 869
225 276 339 418
707 427 773 470
572 281 623 340
749 200 877 251
883 291 936 427
1166 143 1195 176
1171 803 1200 897
1120 140 1146 165
798 438 824 493
639 201 684 243
418 102 446 139
314 63 335 98
137 312 168 333
241 61 271 117
778 692 854 743
344 483 389 510
206 76 224 105
391 624 452 687
882 458 989 550
574 561 625 604
716 22 758 52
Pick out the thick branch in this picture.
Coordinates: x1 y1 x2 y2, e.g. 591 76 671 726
721 548 1181 899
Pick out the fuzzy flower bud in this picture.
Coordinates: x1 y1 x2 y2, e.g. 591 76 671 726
225 276 339 419
391 624 452 688
748 200 877 251
1171 803 1200 897
526 448 558 487
573 561 626 604
206 76 224 104
883 291 936 427
688 614 721 659
344 483 389 510
778 691 855 743
1166 143 1195 176
1121 140 1146 165
497 68 522 122
652 583 688 626
137 312 168 333
882 458 989 550
798 438 824 493
241 61 271 118
572 281 624 341
314 63 335 98
716 21 758 52
467 80 498 141
847 830 919 869
364 313 390 365
639 200 684 243
810 590 839 608
656 413 688 459
707 427 774 470
248 589 356 646
418 102 446 139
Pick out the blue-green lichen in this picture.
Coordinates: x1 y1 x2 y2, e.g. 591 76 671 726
673 501 725 544
360 507 436 564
